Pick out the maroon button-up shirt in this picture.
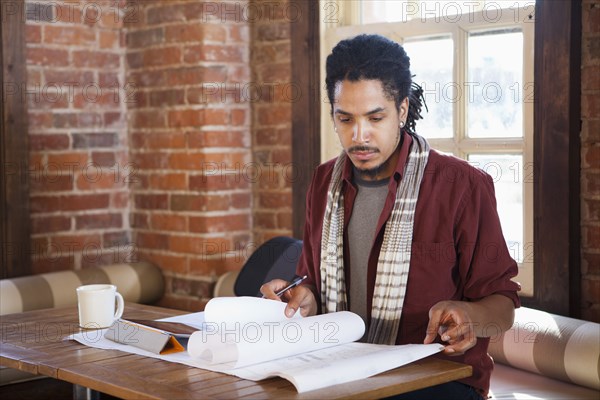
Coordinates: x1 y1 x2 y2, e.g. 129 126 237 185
296 133 521 396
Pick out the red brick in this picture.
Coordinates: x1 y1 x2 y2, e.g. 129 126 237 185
188 131 249 148
259 191 292 208
145 133 187 149
582 94 600 119
127 51 144 69
73 133 118 149
143 46 181 67
91 152 116 167
126 27 164 48
111 191 129 209
168 235 230 255
148 173 187 190
205 109 229 125
44 25 96 45
149 89 185 107
132 110 166 128
46 152 88 170
584 225 600 249
163 66 227 86
583 198 600 221
100 30 120 49
255 211 277 229
130 212 149 229
26 48 69 67
76 214 122 230
30 194 110 213
30 173 73 192
135 232 169 250
146 3 188 24
189 172 251 191
582 66 600 91
165 24 226 43
170 194 229 212
189 214 250 233
72 51 120 68
168 110 203 128
28 112 53 130
583 252 600 275
29 134 69 151
231 109 247 126
582 119 600 143
104 231 129 247
76 171 126 190
582 278 600 305
129 70 166 88
135 194 168 210
167 153 207 170
104 112 124 128
51 234 102 252
130 152 168 169
277 211 293 229
583 172 600 195
31 216 71 234
583 2 600 33
229 25 250 42
150 213 187 231
184 45 245 63
79 112 104 127
257 104 291 125
256 127 291 146
142 252 188 274
231 193 251 209
256 22 290 41
253 42 291 64
272 148 292 164
26 24 41 43
584 144 600 169
32 255 74 274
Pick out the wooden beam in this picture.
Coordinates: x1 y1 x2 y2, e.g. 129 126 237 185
290 0 321 239
523 0 582 316
1 0 31 278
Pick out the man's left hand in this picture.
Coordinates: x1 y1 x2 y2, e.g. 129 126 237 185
424 301 476 356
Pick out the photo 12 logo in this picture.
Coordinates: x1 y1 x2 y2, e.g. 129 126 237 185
1 1 139 24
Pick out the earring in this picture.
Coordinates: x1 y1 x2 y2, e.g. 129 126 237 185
399 121 405 128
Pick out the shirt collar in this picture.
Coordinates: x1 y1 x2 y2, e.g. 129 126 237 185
341 132 414 184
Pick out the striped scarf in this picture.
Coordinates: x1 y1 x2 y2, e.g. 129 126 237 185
319 134 430 345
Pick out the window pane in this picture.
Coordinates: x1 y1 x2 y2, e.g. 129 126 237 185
467 30 523 138
404 37 453 139
468 154 523 263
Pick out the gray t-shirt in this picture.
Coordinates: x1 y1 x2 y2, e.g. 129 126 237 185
347 173 389 330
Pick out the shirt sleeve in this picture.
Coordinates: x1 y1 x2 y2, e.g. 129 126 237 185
295 169 322 310
454 170 521 307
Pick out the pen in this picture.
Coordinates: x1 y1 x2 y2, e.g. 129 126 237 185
263 275 307 298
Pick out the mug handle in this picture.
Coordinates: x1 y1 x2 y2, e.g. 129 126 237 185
114 292 124 320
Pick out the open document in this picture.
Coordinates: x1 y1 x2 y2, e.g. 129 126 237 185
70 297 443 393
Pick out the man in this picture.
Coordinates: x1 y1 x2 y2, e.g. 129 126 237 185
262 34 520 399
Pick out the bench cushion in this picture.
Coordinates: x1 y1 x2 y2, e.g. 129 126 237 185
0 262 164 315
488 307 600 391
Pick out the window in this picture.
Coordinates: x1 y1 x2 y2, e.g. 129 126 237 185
320 0 535 295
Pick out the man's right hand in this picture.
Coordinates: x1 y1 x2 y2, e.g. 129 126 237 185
260 279 318 318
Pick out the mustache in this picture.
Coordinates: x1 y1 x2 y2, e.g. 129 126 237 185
348 146 379 153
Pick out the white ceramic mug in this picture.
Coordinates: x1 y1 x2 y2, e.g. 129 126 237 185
76 284 124 329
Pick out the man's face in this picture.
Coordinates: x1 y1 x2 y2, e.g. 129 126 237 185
333 79 408 181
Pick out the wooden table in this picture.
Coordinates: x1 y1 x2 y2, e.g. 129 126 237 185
1 303 472 399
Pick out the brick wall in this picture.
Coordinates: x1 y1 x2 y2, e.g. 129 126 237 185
251 0 294 243
581 0 600 322
126 0 255 310
25 0 131 273
21 0 295 312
